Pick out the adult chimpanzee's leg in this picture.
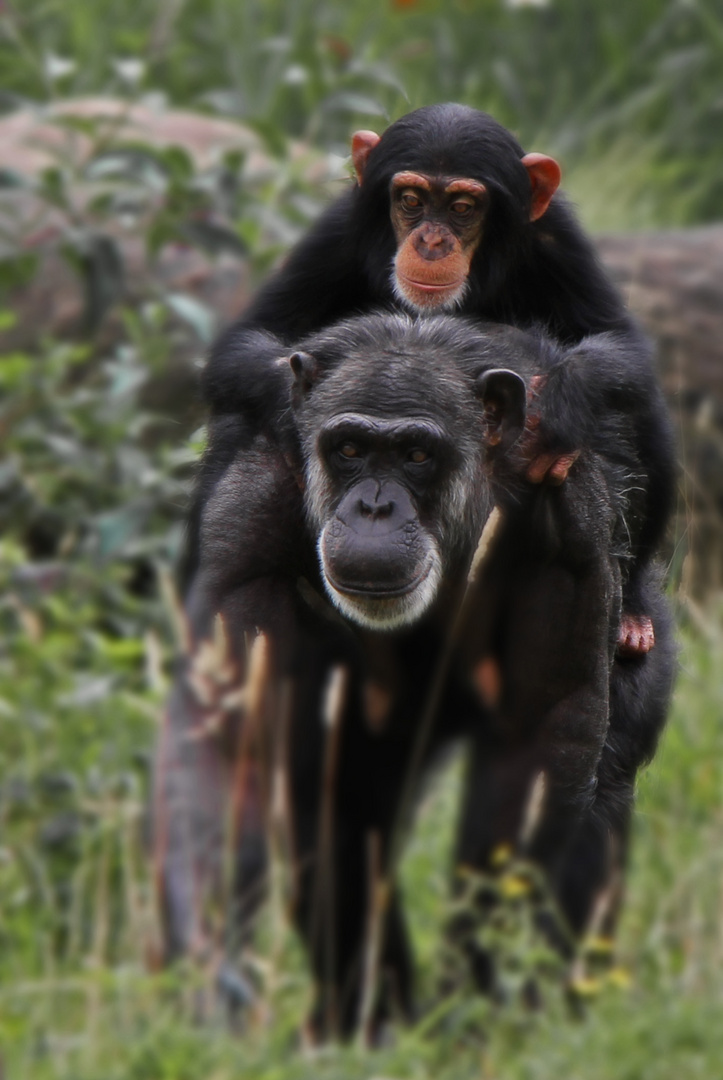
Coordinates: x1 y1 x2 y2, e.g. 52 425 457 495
291 808 415 1040
452 457 621 985
281 633 426 1040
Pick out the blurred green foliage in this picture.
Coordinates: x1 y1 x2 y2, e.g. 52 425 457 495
1 1 723 1077
3 0 723 225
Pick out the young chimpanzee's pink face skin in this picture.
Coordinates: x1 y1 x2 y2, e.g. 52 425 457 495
351 129 561 313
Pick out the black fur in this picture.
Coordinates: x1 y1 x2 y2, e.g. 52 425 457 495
155 314 675 1034
191 105 675 627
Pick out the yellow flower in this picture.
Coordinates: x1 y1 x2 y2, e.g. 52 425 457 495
569 975 601 998
490 843 513 868
499 873 530 900
584 935 614 957
607 966 632 990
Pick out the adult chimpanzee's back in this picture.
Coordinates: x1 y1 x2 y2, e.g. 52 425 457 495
155 314 675 1036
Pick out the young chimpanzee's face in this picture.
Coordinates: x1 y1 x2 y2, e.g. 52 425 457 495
351 105 561 314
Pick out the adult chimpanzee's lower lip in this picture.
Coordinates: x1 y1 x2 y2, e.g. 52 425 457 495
326 555 434 599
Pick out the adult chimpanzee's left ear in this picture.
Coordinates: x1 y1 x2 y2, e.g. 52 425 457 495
475 368 527 450
288 350 318 394
521 153 561 221
351 130 381 184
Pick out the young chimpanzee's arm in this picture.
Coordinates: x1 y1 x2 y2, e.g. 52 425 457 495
539 330 675 600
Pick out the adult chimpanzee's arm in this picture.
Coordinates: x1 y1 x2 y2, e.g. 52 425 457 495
155 431 310 962
455 451 623 975
178 329 299 591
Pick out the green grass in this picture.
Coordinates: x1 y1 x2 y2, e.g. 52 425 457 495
2 610 723 1079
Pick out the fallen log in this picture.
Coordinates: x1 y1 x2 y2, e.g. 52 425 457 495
598 228 723 592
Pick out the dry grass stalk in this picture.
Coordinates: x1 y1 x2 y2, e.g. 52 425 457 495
357 830 389 1047
268 676 296 906
311 663 349 1038
158 564 192 655
467 506 503 585
389 506 506 871
518 770 547 850
265 676 297 1011
224 631 271 935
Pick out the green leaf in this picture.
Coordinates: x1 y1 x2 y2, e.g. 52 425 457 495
158 145 194 183
0 254 39 292
321 91 388 117
38 166 68 209
180 219 248 256
165 293 216 343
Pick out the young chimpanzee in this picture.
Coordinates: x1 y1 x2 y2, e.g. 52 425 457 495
156 314 675 1034
196 103 675 657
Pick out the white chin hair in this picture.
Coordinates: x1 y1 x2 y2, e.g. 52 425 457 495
322 572 441 630
319 557 442 632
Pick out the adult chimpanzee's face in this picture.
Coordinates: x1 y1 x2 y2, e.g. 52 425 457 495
288 316 528 632
313 412 450 629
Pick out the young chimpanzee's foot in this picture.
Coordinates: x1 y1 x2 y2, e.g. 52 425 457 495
616 613 655 657
526 450 580 485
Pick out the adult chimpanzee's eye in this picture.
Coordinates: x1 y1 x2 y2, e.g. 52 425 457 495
339 442 360 458
401 191 422 210
408 447 430 464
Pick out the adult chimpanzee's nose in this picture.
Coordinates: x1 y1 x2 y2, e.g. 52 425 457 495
359 490 394 520
334 477 412 538
325 475 426 595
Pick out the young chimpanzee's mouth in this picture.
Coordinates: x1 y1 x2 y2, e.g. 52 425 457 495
397 272 462 293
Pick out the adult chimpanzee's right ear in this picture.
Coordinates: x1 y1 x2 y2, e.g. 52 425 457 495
351 130 381 184
475 368 527 449
288 350 318 394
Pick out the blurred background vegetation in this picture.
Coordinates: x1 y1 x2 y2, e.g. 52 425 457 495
1 1 723 1077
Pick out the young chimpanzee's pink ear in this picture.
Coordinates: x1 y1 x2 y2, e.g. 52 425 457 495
289 350 317 394
521 153 562 221
475 368 527 449
351 130 382 184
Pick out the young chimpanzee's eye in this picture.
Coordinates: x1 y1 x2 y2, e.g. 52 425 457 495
450 199 474 216
401 191 422 210
408 447 430 464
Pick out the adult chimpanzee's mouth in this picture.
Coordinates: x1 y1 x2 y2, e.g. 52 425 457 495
325 554 435 600
321 549 443 632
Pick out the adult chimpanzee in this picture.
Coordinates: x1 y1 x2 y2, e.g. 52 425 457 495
195 103 675 659
156 314 675 1035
